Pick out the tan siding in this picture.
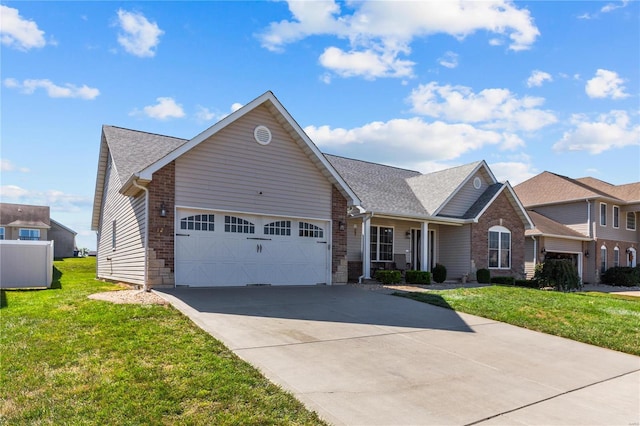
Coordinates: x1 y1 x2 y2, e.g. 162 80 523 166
534 202 590 236
439 169 492 217
96 155 146 285
544 237 582 253
438 224 471 280
598 205 639 242
347 218 362 261
524 237 536 279
176 106 332 219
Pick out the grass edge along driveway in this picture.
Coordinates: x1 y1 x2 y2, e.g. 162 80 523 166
397 286 640 356
0 257 326 425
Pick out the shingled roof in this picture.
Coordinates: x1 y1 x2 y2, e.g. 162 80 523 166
526 210 592 240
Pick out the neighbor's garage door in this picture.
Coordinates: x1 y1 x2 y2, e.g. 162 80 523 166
175 209 329 287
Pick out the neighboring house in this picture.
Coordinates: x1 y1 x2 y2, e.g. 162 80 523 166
325 156 533 281
515 172 640 284
0 203 77 258
91 91 533 289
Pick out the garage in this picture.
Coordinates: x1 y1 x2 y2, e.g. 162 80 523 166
175 209 330 287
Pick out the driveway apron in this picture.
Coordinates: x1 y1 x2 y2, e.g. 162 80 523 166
156 286 640 426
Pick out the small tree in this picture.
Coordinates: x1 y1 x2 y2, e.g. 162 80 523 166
432 263 447 283
534 259 581 292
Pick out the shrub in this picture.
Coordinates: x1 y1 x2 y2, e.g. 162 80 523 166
491 276 515 285
601 267 640 286
534 259 581 292
514 279 540 289
405 270 431 285
476 268 491 284
375 270 402 285
432 264 447 283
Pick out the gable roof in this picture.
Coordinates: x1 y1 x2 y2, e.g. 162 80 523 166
515 171 625 207
575 177 640 203
526 210 592 241
0 203 50 229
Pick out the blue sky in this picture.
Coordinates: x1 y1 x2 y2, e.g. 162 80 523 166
1 1 639 251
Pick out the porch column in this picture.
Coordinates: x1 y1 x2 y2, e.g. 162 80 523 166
420 221 429 272
362 215 372 279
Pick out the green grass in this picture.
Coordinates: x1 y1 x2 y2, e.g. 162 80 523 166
398 286 640 356
0 257 325 425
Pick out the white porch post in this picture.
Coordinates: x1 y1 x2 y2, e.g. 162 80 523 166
362 215 372 279
420 221 429 271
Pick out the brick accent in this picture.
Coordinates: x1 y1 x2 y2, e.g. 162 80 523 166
471 191 526 278
147 161 176 287
332 185 348 284
593 239 637 284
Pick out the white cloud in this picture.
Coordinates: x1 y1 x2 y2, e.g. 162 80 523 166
601 0 629 13
585 69 629 99
489 161 537 185
305 118 519 162
527 70 553 87
231 103 243 112
134 97 185 120
3 78 100 99
195 102 243 122
0 159 30 173
0 5 47 50
553 110 640 154
0 185 91 212
408 82 557 132
438 51 459 69
259 1 539 80
116 9 163 58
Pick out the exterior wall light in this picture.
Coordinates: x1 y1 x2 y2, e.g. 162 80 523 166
160 202 167 218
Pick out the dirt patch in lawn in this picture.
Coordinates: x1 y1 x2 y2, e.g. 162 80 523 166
88 289 169 305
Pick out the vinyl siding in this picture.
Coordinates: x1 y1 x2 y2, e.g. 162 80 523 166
175 105 332 219
543 237 582 253
524 237 536 278
96 155 146 285
534 201 590 236
597 205 639 242
439 169 492 217
347 218 362 261
438 224 471 279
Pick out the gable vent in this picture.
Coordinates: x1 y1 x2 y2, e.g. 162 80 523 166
254 125 272 145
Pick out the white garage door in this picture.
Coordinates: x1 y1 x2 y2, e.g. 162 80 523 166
175 209 330 287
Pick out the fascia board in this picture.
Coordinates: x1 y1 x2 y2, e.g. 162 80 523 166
433 161 495 217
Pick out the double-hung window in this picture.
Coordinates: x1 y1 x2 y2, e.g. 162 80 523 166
627 212 636 231
19 228 40 241
600 245 607 273
614 247 620 267
488 226 511 269
613 206 620 228
0 227 4 240
600 203 607 226
370 226 393 261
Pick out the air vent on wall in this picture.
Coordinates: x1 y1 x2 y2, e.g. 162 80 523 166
254 125 272 145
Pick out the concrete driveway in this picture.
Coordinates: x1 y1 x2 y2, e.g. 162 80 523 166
156 286 640 426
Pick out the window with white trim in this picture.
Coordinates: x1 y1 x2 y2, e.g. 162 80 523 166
613 206 619 228
370 226 393 261
600 203 607 226
19 228 40 241
600 245 607 273
488 225 511 269
614 247 620 267
627 212 636 231
225 216 254 234
181 214 215 231
264 220 291 236
299 222 323 238
0 227 4 240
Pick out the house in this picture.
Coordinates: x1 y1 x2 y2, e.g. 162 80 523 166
0 203 78 258
514 172 640 284
325 156 533 281
92 91 534 289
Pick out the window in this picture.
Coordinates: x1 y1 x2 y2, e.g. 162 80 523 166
600 245 607 273
370 226 393 261
0 227 4 240
181 214 215 231
627 212 636 231
112 220 116 249
264 220 291 236
600 203 607 226
488 226 511 269
224 216 254 234
614 247 620 267
299 222 324 238
613 206 619 228
19 228 40 241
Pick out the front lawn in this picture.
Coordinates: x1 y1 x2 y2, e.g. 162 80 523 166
0 257 325 425
398 286 640 356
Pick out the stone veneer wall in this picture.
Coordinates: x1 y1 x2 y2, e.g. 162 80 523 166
332 185 348 284
471 191 525 278
147 161 176 287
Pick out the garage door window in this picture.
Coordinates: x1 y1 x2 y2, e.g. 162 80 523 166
264 220 291 236
225 216 255 234
299 222 323 238
180 214 215 231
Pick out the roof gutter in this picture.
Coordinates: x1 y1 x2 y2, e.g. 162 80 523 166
131 178 149 292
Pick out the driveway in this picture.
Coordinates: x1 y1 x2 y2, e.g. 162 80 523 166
156 286 640 426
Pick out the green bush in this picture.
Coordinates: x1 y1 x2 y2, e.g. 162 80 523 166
534 259 581 292
476 268 491 284
601 267 640 286
375 270 402 285
514 279 540 289
491 276 515 285
432 264 447 283
405 270 431 285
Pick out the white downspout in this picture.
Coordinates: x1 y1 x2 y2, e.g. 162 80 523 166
359 213 372 283
132 179 149 292
531 236 537 274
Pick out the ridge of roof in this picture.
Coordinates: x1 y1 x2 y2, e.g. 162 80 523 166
323 153 421 174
